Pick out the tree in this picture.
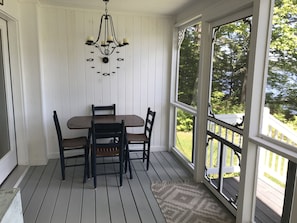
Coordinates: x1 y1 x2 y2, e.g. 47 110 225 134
177 0 297 122
266 0 297 119
211 18 251 114
178 23 201 107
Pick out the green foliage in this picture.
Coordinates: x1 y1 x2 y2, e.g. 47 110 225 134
176 109 193 131
178 23 201 107
177 0 297 130
211 91 244 114
211 17 251 113
175 1 296 188
273 112 297 131
266 0 297 118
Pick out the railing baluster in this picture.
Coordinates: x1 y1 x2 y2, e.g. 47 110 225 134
206 116 242 206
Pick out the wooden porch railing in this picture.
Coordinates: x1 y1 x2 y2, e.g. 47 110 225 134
259 107 297 186
206 107 297 187
206 115 243 176
206 115 243 206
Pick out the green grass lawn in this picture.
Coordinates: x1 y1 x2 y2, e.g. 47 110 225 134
176 131 192 161
176 130 286 187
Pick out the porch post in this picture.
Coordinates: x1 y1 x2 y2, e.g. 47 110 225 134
282 161 296 222
194 19 213 182
236 0 274 222
289 168 297 223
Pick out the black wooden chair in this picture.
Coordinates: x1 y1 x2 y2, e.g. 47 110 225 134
91 120 126 188
125 107 156 171
91 104 116 116
53 110 89 182
90 103 117 143
89 104 117 144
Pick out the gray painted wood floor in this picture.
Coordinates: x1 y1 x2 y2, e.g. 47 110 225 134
6 151 282 223
18 152 193 223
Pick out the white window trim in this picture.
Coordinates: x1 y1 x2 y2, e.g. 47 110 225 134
236 0 275 222
169 17 202 166
250 136 297 163
197 6 254 217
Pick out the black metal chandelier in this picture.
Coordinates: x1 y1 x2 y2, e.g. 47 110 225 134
85 0 129 57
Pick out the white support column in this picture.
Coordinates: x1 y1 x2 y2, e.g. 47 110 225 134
19 1 48 165
236 0 274 222
194 20 212 182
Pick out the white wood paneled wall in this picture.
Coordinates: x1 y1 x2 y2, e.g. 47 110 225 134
38 5 173 158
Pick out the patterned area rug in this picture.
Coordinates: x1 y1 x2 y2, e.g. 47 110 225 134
151 182 235 223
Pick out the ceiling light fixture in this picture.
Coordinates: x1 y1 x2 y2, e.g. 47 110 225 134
85 0 129 57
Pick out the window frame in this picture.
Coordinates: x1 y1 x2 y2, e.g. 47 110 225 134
250 0 297 163
174 18 202 108
169 17 202 171
170 0 297 222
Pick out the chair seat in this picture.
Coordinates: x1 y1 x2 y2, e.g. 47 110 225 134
62 137 88 148
125 107 156 172
127 133 149 143
95 147 119 156
91 120 126 188
53 110 89 183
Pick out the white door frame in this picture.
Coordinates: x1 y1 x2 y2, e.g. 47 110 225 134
0 17 17 184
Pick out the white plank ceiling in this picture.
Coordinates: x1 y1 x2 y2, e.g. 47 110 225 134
38 0 200 15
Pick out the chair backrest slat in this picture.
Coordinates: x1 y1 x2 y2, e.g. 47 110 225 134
53 110 63 146
144 107 156 139
91 120 125 152
92 104 116 116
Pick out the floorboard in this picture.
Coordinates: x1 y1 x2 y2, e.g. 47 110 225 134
23 160 57 223
65 162 84 223
50 162 75 223
35 159 60 223
19 152 192 223
21 166 45 212
211 177 282 223
1 165 29 189
16 151 283 223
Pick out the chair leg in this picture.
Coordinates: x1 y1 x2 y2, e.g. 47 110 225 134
125 145 128 173
142 143 145 162
87 146 90 178
127 148 133 179
92 149 97 188
120 152 123 186
146 143 151 171
60 151 66 180
83 163 86 183
128 155 133 179
83 146 89 183
91 153 94 178
125 145 133 179
87 135 91 179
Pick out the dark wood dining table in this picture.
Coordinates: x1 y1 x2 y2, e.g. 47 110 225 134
67 115 144 129
67 114 143 180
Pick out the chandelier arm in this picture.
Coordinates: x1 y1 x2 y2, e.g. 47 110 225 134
97 46 115 56
108 47 117 56
97 45 106 55
109 16 119 46
95 15 105 43
105 15 110 42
